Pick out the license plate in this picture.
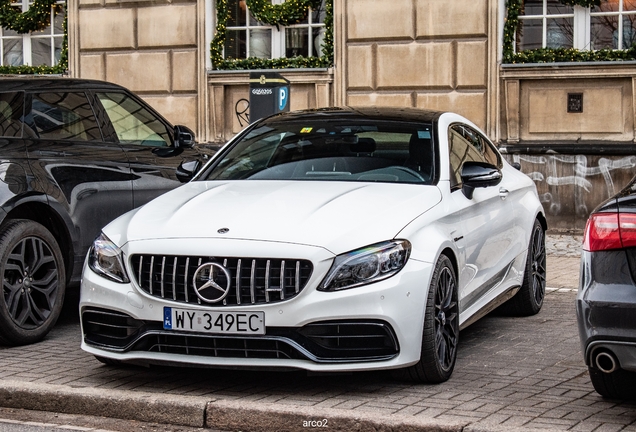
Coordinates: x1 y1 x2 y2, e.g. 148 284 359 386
163 307 265 335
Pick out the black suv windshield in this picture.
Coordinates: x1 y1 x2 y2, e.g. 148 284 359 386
203 119 436 184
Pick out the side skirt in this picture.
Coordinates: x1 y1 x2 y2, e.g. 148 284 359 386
459 285 520 331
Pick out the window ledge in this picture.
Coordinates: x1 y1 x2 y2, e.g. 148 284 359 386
207 68 334 85
500 61 636 79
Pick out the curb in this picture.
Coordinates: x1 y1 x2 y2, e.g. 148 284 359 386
0 380 209 427
0 380 560 432
207 399 468 432
0 379 468 431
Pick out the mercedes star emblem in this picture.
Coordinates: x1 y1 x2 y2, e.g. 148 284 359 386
192 262 231 303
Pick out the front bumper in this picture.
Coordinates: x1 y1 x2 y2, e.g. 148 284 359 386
576 249 636 372
80 239 433 372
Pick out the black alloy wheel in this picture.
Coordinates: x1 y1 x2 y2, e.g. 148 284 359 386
498 219 546 316
0 220 65 346
434 263 459 373
395 254 459 383
529 223 547 307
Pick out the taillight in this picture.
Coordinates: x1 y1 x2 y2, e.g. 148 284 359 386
583 212 636 252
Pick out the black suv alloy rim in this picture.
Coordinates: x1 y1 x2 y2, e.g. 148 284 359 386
531 227 547 306
2 236 58 328
435 266 458 371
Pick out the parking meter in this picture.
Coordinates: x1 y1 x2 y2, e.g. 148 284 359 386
249 72 290 123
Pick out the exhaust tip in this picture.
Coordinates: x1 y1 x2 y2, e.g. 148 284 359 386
594 350 618 374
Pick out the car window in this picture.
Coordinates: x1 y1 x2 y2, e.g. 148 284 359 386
203 120 436 184
25 92 102 141
96 92 171 147
448 125 486 188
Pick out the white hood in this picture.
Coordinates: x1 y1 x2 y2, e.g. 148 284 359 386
106 181 442 254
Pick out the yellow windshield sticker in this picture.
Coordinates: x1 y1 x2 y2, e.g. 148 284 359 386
300 127 313 133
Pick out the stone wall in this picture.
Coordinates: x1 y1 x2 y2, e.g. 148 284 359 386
73 0 204 133
335 0 497 134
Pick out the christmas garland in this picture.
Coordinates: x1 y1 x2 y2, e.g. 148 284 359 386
246 0 322 27
0 0 62 33
211 0 333 70
0 0 67 74
558 0 600 6
504 0 636 63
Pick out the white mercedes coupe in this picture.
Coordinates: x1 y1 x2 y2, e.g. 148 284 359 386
80 107 546 383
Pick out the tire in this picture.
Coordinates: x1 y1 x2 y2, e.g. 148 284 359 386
498 219 546 316
394 254 459 383
0 219 65 346
589 367 636 399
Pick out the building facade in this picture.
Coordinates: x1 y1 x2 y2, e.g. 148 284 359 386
6 0 636 230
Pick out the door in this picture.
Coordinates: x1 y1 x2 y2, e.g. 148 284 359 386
23 91 134 277
447 123 516 312
93 91 198 208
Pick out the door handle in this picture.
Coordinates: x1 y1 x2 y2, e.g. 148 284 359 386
499 188 509 200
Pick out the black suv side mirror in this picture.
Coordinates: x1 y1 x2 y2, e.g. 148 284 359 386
176 160 202 183
461 161 502 199
174 125 196 149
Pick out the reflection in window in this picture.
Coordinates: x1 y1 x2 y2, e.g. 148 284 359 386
516 0 574 51
27 93 102 141
0 92 24 138
591 0 636 49
223 0 326 60
514 0 636 52
97 93 170 147
0 0 64 66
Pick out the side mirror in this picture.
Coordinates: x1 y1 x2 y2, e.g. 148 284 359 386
174 125 196 149
461 161 502 199
176 160 202 183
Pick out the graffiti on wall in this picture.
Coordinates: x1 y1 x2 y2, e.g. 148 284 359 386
511 154 636 218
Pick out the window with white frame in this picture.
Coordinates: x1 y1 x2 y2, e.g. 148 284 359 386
223 0 327 60
516 0 636 52
0 0 65 67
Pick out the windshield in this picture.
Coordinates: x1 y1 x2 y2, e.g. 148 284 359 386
202 119 436 184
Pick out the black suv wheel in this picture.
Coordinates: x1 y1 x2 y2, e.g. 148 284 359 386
0 220 65 346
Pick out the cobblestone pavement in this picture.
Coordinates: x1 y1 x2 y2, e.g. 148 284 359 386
0 235 634 431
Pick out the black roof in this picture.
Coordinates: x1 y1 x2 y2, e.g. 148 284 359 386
0 76 128 92
262 106 445 124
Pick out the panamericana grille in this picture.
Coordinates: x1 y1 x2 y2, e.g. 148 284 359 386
130 255 313 306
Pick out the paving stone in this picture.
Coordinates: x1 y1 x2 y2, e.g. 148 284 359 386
0 236 635 431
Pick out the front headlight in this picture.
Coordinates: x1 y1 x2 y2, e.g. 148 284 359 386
88 233 130 283
318 240 411 291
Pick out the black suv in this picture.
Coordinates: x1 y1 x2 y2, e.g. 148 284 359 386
0 77 204 346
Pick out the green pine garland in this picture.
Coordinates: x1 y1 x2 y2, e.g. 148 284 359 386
246 0 322 27
558 0 600 6
211 0 333 70
504 0 636 63
0 0 67 74
0 0 61 33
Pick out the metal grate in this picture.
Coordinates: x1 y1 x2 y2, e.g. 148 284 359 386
130 255 313 306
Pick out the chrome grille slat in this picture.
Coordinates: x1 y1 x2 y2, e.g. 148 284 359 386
149 256 154 295
160 256 166 298
172 257 177 300
265 260 270 303
130 254 312 307
250 259 256 304
236 259 242 305
280 260 285 301
184 257 190 303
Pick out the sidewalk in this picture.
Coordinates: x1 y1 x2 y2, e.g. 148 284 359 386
0 235 634 432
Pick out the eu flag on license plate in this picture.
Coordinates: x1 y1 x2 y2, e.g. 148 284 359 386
163 307 172 329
